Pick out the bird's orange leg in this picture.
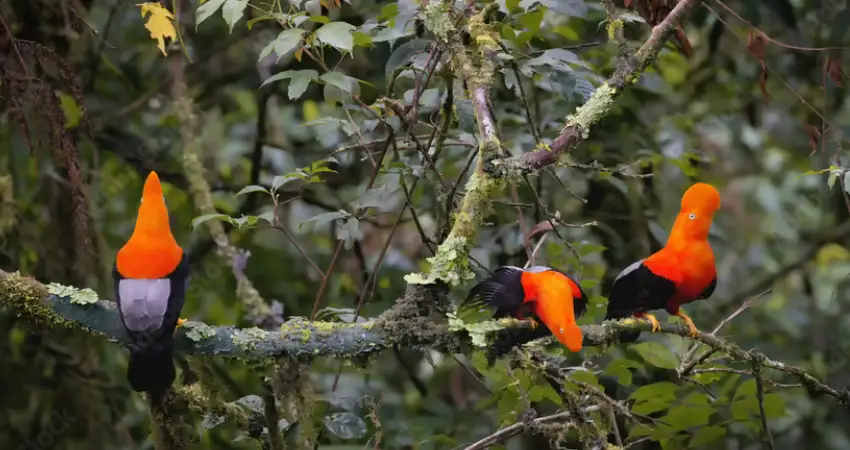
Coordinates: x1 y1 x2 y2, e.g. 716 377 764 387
527 317 539 331
674 310 699 337
176 318 188 328
636 312 661 332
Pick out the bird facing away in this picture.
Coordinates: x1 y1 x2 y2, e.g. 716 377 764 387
113 171 189 401
604 182 721 342
464 265 588 352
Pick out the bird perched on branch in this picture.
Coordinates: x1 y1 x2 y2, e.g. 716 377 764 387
604 182 721 342
464 266 588 352
113 171 188 401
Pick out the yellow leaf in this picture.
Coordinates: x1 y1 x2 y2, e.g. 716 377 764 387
137 3 176 56
294 47 304 62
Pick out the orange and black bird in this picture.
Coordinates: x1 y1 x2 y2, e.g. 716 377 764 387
113 171 188 400
465 266 587 352
604 182 721 342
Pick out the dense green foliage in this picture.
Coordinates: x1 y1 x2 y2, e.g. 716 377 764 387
1 0 849 449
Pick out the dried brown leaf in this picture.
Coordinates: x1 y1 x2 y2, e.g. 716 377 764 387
804 123 822 155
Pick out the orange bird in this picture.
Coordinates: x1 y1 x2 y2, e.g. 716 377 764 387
464 266 587 352
114 171 188 400
604 182 721 342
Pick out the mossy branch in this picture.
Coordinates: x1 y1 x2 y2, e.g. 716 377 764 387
490 0 703 176
3 269 849 410
405 4 505 287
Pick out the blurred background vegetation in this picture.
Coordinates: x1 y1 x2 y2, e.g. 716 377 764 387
1 0 849 449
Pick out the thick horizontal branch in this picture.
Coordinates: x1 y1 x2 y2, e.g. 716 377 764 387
491 0 702 175
2 269 849 409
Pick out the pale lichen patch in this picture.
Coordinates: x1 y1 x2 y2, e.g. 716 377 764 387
46 282 99 305
233 327 267 352
184 322 217 342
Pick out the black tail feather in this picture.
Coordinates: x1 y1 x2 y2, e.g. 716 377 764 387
128 346 175 400
464 266 525 317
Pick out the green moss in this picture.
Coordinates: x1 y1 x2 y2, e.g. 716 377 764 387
184 322 217 342
280 316 313 343
0 271 74 327
46 282 99 305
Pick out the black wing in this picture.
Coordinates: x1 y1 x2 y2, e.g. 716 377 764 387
695 276 716 300
464 266 526 318
604 260 677 320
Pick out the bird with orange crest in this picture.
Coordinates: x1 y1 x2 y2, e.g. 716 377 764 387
604 182 721 342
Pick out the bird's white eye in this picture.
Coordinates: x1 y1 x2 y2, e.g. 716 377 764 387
688 213 696 220
559 328 565 334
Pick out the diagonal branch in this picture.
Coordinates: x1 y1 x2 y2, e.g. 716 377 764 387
490 0 703 175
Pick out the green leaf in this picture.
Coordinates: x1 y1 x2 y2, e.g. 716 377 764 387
689 426 726 447
568 370 602 389
196 0 227 29
320 72 353 93
246 14 281 30
322 412 367 439
235 185 270 196
384 38 431 78
302 210 350 231
527 384 562 405
316 21 356 52
308 15 331 25
603 359 642 387
763 393 787 418
287 70 316 100
733 378 757 400
337 217 361 249
629 381 680 402
661 405 714 431
828 169 840 189
55 91 82 129
258 211 276 224
378 3 399 22
192 213 231 230
271 172 305 191
258 29 306 62
352 31 373 48
222 0 248 32
631 341 679 369
262 69 318 92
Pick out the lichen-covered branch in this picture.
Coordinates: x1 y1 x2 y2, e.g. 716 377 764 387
491 0 702 175
405 4 505 286
168 54 275 326
4 268 850 410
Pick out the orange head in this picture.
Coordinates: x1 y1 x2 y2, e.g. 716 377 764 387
670 182 721 241
116 171 183 278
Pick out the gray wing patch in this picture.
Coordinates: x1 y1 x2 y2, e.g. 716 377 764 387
614 259 645 282
118 279 170 332
524 265 553 273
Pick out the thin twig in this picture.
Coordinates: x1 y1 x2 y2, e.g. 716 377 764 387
752 362 775 450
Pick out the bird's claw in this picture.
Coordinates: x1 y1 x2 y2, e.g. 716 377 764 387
176 318 187 328
528 317 539 331
643 313 661 332
675 311 700 338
